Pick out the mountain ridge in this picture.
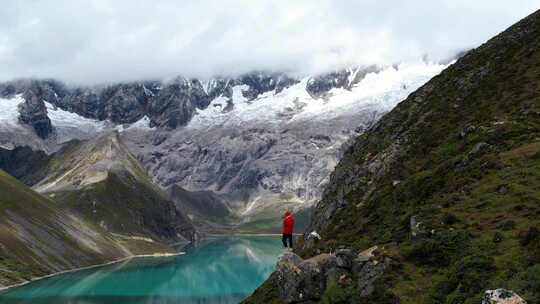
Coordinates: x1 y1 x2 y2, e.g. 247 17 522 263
0 61 450 228
245 8 540 304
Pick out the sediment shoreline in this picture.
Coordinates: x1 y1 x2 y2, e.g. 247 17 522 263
0 252 185 293
0 234 287 293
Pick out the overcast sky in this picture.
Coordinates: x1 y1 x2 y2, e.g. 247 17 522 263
0 1 538 84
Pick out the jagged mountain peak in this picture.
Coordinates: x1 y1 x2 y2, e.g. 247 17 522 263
0 64 435 134
1 60 451 231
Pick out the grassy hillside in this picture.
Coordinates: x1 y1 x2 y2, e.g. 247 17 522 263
247 9 540 304
0 170 128 287
52 171 197 243
0 133 194 287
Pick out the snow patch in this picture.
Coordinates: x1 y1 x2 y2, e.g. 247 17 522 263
45 102 107 133
187 61 450 129
232 85 249 103
125 116 154 131
0 95 24 127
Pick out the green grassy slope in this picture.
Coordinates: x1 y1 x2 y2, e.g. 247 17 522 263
0 170 129 287
306 9 540 304
247 8 540 304
52 171 197 243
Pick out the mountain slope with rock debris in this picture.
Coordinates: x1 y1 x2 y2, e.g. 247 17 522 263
0 63 450 230
245 8 540 304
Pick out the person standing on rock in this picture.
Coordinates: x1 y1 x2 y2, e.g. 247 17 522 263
282 209 295 250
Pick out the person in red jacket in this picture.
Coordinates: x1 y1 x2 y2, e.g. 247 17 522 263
282 209 295 249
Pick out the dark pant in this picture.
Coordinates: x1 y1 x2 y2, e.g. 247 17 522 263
282 234 293 248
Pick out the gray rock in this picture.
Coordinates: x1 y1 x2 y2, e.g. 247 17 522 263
356 258 392 297
498 185 509 195
336 248 355 269
355 246 379 263
482 289 526 304
306 66 379 98
278 251 303 268
458 124 477 139
469 142 490 158
273 246 391 303
410 216 427 240
275 253 336 303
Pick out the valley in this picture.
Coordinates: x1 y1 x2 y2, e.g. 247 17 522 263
0 61 450 291
1 3 539 303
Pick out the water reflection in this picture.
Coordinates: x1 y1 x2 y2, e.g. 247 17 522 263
0 236 282 304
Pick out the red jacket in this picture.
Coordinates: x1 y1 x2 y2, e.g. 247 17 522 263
282 211 295 234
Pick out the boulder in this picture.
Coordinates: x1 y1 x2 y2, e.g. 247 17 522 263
410 215 428 240
336 248 355 269
275 253 305 302
275 253 338 303
274 246 391 303
278 251 303 268
356 246 378 262
356 257 392 297
482 289 527 304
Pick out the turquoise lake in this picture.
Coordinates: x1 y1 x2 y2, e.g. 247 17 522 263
0 236 282 304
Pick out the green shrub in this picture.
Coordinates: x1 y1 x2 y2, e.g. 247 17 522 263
493 232 503 243
321 282 359 304
520 227 540 263
497 220 516 231
522 264 540 295
442 213 460 225
402 230 470 267
429 254 496 303
519 227 539 246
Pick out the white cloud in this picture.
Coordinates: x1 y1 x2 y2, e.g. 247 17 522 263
0 0 537 84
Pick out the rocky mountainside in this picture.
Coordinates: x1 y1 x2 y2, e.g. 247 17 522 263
245 9 540 304
0 62 450 230
6 132 197 243
120 63 450 228
0 169 179 288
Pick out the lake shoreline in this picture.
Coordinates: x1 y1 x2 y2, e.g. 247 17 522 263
0 252 185 293
0 233 290 294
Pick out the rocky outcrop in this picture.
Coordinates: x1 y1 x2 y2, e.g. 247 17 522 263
271 246 392 303
306 66 379 98
0 63 448 229
0 72 300 130
0 146 50 185
18 90 53 138
482 289 527 304
237 72 299 99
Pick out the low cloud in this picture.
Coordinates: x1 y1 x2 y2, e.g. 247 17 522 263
0 0 537 84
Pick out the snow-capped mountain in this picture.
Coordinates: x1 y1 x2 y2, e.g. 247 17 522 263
0 61 451 229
